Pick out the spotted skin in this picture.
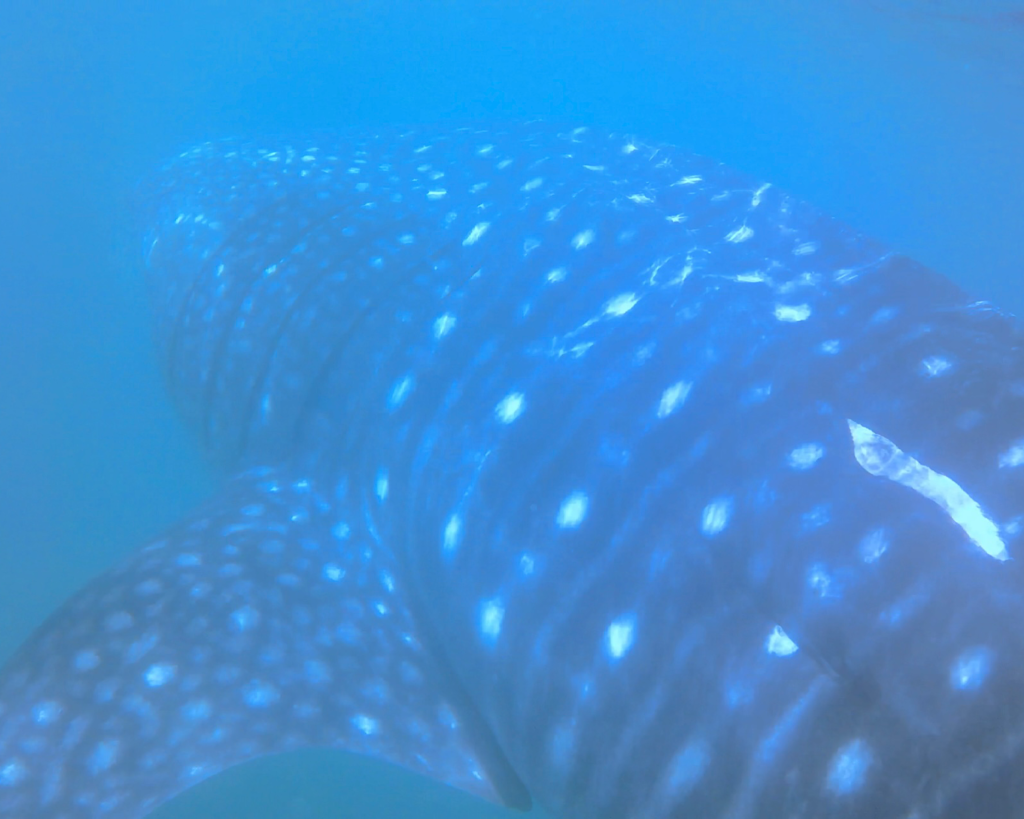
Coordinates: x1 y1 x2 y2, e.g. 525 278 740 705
0 472 527 816
3 124 1024 818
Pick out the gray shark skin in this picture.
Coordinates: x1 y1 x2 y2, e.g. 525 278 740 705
1 123 1023 819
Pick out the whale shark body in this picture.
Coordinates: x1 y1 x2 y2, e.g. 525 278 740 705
1 124 1023 819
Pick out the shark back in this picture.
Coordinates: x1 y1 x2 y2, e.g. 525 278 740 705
2 124 1024 819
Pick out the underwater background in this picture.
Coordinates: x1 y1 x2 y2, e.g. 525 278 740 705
1 1 1022 816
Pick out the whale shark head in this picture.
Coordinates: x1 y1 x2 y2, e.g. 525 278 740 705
1 124 1023 819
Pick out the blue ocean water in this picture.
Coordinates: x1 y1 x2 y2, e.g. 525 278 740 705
0 1 1021 816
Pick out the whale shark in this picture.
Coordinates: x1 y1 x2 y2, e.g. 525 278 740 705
1 123 1023 819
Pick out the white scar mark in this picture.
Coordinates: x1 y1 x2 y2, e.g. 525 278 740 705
847 420 1009 561
644 256 674 286
546 290 641 357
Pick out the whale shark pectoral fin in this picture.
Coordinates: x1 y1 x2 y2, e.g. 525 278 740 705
0 469 530 818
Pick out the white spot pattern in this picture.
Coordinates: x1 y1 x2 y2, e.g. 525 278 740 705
571 230 595 250
766 625 799 656
144 663 176 687
74 650 100 672
657 381 692 418
662 742 708 797
0 761 26 787
32 701 62 726
604 614 637 660
859 529 889 563
433 313 457 339
495 392 526 424
443 514 462 556
951 646 993 690
603 292 639 317
787 443 824 470
231 605 260 632
701 498 733 537
352 714 379 735
920 356 952 377
243 680 280 708
387 375 414 410
479 598 505 643
462 222 490 246
826 739 872 794
556 491 589 529
375 471 389 502
1000 441 1024 469
774 304 811 322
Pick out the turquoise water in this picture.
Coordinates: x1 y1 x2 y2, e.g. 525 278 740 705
0 1 1021 816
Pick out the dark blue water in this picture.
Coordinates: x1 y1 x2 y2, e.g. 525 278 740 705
1 1 1021 816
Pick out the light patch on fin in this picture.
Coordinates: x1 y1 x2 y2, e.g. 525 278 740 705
847 420 1009 561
